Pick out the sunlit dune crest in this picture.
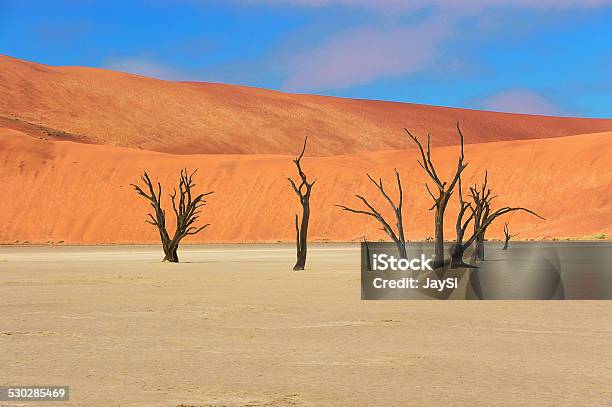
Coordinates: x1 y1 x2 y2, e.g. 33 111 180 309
1 54 611 156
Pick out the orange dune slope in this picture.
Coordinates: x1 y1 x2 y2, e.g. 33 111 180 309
1 54 611 156
1 128 610 244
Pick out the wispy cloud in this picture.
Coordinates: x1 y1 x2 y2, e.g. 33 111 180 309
103 57 185 81
248 0 612 10
282 15 453 91
259 0 612 91
477 89 566 116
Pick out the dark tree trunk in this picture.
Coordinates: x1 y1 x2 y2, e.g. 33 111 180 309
434 207 445 268
293 203 310 271
502 222 514 250
469 172 488 263
449 243 465 268
363 237 372 270
450 177 476 269
395 240 407 259
163 243 179 263
473 232 485 261
450 243 477 269
289 138 316 271
293 252 306 270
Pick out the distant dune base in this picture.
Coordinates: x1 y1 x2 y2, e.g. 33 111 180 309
1 128 610 244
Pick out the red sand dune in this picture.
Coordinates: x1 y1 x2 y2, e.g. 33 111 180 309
2 54 612 156
1 55 610 243
1 128 610 244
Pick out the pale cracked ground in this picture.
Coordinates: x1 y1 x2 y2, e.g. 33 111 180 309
0 244 610 406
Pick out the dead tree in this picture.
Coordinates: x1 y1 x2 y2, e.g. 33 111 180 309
288 137 316 271
469 171 494 261
502 222 517 250
335 169 407 258
449 177 544 267
406 123 468 268
131 169 213 262
449 177 476 268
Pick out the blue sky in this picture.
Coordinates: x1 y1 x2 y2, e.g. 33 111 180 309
1 0 611 118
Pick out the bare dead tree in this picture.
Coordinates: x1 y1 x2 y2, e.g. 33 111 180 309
288 137 316 270
448 176 544 267
503 222 517 250
469 171 495 261
449 176 476 268
405 123 468 268
335 169 407 258
131 169 213 262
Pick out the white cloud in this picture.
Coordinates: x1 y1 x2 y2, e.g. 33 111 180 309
103 57 183 81
479 89 565 116
282 16 453 91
